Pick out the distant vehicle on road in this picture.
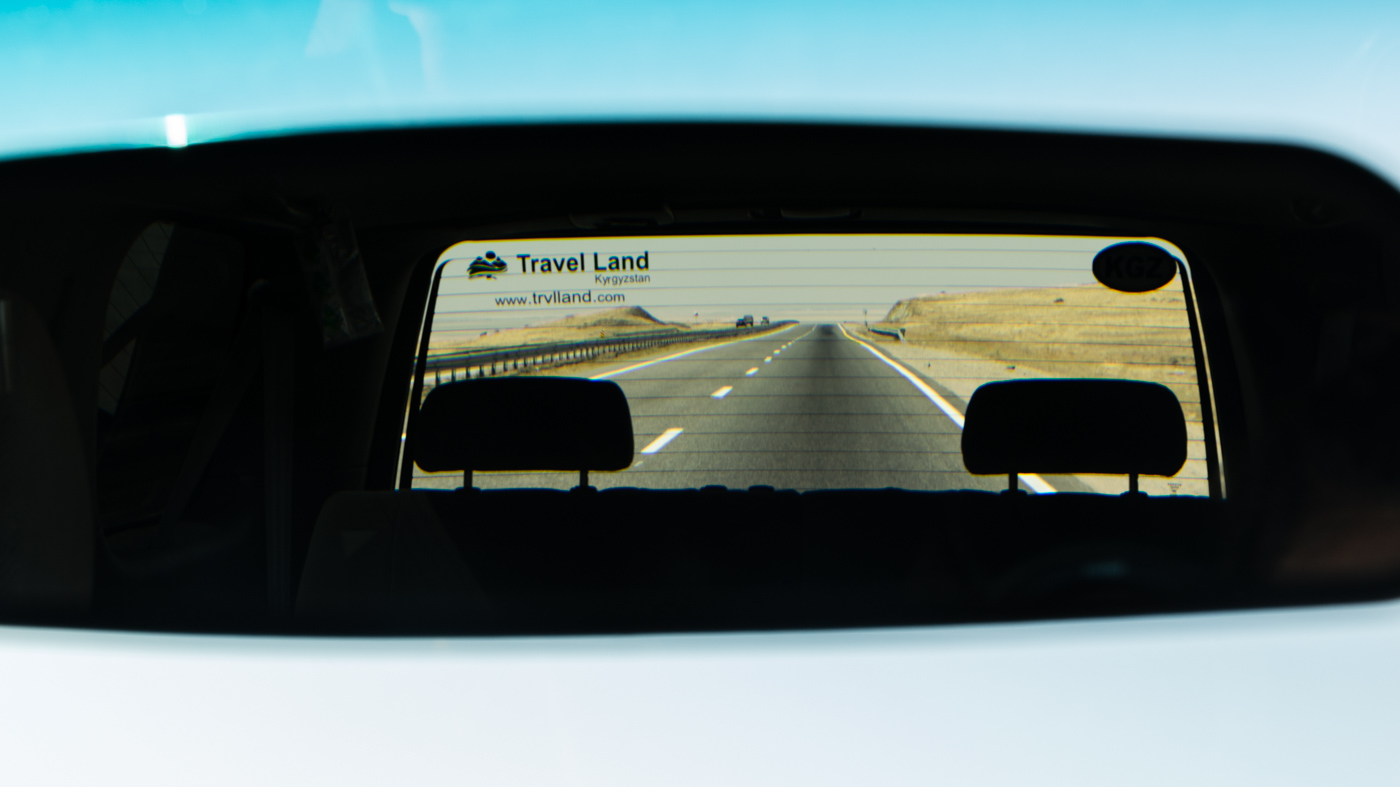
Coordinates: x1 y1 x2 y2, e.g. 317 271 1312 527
761 316 770 326
737 315 755 327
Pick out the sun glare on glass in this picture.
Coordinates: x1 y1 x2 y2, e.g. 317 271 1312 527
164 115 188 148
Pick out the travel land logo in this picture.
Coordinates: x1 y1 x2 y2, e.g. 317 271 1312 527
466 249 653 308
467 251 508 279
465 250 652 286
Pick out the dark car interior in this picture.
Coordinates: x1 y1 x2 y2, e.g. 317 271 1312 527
2 123 1399 634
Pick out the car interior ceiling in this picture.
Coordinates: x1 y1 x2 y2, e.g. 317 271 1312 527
2 122 1400 635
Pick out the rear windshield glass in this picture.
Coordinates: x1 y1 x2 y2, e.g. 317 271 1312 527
410 235 1216 496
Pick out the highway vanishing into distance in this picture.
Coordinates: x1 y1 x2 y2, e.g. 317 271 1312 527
448 323 1089 493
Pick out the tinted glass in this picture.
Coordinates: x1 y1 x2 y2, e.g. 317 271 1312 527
412 235 1215 496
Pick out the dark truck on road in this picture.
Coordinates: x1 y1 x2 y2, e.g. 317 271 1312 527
737 315 755 327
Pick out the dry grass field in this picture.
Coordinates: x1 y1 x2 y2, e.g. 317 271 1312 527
428 307 733 354
875 283 1202 421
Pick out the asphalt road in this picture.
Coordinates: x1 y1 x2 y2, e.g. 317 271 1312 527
466 323 1076 492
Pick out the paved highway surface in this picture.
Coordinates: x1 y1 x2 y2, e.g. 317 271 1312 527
452 323 1088 493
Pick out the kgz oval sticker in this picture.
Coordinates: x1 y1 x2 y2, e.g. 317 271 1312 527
1092 242 1179 293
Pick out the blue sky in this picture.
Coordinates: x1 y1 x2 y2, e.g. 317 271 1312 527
4 0 1400 182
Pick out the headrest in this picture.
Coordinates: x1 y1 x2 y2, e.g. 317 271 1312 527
961 379 1186 476
414 377 634 473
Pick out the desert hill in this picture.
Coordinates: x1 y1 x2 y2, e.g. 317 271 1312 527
874 284 1201 418
430 306 689 352
540 306 676 329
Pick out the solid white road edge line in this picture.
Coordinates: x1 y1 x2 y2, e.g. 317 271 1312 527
641 428 684 454
836 324 1057 495
711 386 733 398
589 324 798 380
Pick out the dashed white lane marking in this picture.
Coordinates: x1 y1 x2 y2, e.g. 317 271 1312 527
589 324 798 380
711 386 734 399
745 368 759 376
836 324 1056 494
640 427 684 454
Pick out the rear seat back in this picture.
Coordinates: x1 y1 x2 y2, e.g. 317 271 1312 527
958 379 1232 609
297 378 632 627
0 294 93 618
298 377 1236 631
293 491 495 627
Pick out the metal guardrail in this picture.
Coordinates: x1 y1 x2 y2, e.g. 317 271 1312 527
425 321 797 385
868 326 904 341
